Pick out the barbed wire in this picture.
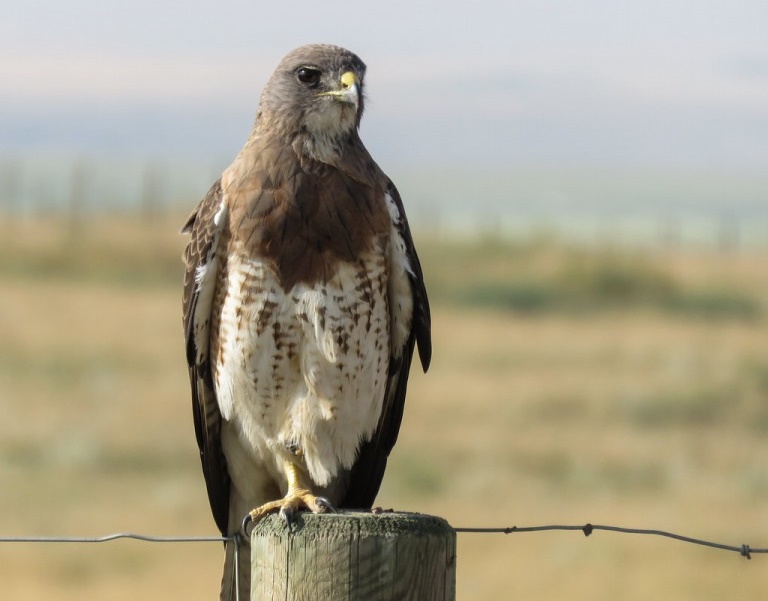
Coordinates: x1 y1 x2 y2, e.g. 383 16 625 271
452 524 766 559
1 521 765 559
0 533 229 544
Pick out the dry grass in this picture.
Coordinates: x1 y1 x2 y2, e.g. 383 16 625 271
1 216 768 599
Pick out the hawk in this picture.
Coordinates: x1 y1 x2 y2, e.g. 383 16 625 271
181 44 431 600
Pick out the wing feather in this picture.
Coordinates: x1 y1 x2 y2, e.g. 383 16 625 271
182 179 231 535
342 180 431 508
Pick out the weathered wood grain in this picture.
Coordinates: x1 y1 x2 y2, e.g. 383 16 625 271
250 511 456 600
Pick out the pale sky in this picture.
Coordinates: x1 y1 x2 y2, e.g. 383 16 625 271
1 0 767 170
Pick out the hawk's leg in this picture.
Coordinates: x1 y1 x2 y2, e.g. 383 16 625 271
248 461 334 526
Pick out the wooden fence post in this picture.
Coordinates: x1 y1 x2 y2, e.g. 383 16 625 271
250 511 456 600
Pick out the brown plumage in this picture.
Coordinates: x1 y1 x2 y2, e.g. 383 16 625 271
181 44 430 600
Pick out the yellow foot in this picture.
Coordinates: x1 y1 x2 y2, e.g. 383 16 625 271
248 491 334 525
247 461 335 528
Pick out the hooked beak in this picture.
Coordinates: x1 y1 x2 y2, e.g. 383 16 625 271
319 70 360 107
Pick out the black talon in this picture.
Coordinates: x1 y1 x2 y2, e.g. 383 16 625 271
279 504 298 530
315 497 336 513
240 513 255 541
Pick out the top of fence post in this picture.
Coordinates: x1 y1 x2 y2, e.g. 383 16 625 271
250 510 456 601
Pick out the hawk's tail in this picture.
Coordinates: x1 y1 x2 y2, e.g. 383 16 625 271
220 538 250 601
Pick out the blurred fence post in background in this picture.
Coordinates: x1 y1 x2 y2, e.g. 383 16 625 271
717 214 741 253
68 159 89 238
659 217 681 250
140 161 166 224
250 511 456 601
1 157 22 220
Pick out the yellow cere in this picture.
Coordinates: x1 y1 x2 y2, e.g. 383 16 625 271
340 71 358 89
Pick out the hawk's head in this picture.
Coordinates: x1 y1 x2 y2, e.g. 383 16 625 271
257 44 367 162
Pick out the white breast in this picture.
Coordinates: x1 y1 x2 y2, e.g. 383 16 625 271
214 246 391 488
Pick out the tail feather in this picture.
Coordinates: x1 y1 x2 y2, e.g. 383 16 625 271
220 538 251 601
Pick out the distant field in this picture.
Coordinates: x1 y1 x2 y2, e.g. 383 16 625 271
1 216 767 600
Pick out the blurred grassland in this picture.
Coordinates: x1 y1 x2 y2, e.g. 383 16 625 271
1 215 768 600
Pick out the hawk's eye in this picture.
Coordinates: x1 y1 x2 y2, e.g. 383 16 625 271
296 67 321 86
